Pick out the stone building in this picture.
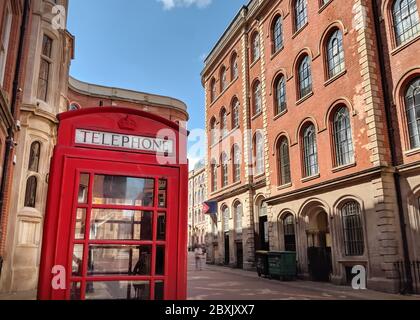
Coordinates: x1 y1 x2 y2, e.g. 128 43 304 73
0 0 188 294
188 160 207 250
202 0 420 293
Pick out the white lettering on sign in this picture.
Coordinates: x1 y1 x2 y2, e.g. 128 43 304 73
75 129 174 154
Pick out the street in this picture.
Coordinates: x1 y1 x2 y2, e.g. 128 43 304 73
187 253 420 300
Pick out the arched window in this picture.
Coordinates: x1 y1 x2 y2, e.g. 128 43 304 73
295 0 308 31
24 176 37 208
405 77 420 149
341 201 364 256
222 206 230 233
283 214 296 251
220 66 227 92
333 106 354 166
275 75 287 115
231 53 238 80
273 16 283 53
253 80 262 115
211 159 217 192
298 55 312 98
277 137 291 185
221 152 228 187
252 32 260 62
327 29 345 78
234 201 243 234
220 108 227 137
210 78 216 102
28 141 41 172
302 124 318 177
392 0 420 46
232 144 241 183
254 131 264 175
210 117 217 145
232 98 240 129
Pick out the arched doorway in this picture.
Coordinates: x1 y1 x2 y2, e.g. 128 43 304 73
255 197 269 251
305 209 333 282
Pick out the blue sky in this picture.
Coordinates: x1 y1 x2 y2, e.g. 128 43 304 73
67 1 247 165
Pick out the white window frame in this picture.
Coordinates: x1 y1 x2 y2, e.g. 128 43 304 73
0 2 13 87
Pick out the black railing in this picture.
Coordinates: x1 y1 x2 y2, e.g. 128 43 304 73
394 261 420 294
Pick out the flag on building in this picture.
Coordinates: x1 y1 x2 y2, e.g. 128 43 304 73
203 201 218 224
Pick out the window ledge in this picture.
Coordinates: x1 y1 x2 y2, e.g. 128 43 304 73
324 69 347 87
251 111 263 121
277 182 292 191
274 109 288 121
250 57 260 68
271 46 284 61
318 0 333 14
292 22 308 39
391 33 420 56
301 173 320 183
296 92 314 106
332 162 356 173
253 172 265 181
404 147 420 157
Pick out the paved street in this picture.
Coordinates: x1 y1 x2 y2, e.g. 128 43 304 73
187 253 420 300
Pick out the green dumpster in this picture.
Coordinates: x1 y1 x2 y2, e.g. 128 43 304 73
255 251 269 277
268 251 297 280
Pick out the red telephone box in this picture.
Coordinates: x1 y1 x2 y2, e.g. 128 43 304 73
38 107 188 300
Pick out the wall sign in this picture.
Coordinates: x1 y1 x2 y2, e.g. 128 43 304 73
75 129 174 153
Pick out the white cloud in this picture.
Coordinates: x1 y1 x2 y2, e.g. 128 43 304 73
157 0 212 10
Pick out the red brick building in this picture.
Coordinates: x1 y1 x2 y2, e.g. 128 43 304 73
202 0 420 293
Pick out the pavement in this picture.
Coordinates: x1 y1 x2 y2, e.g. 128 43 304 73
187 253 420 300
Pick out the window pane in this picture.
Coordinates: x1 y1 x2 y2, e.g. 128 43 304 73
28 142 41 172
155 281 164 300
88 245 152 276
72 245 83 277
157 212 166 241
90 209 152 241
24 176 37 208
75 208 86 240
156 245 165 276
78 173 89 204
158 179 167 208
93 175 154 206
85 281 150 300
70 283 81 300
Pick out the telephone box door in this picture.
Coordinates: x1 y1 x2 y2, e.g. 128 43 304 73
52 157 180 300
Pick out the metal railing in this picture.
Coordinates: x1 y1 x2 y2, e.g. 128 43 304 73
394 260 420 294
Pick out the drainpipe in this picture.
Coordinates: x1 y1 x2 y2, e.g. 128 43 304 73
0 0 31 276
371 0 413 294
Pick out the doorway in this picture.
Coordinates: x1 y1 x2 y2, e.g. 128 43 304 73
236 242 243 269
224 233 230 265
307 211 332 281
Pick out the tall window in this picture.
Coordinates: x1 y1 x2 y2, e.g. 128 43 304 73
298 55 312 98
231 53 238 80
0 2 12 86
295 0 308 31
405 77 420 149
210 117 217 145
221 153 228 188
232 98 240 129
253 81 262 115
210 78 216 103
222 206 230 233
327 29 345 78
341 201 364 256
37 35 53 101
234 202 243 234
211 160 217 192
255 131 264 175
275 75 287 115
273 16 283 53
277 137 291 185
232 144 241 183
220 108 227 137
28 141 41 172
24 176 37 208
252 32 260 62
333 107 354 166
220 66 227 91
302 124 318 177
283 214 296 252
392 0 420 46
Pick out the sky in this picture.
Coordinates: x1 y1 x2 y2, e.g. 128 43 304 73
67 0 248 168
